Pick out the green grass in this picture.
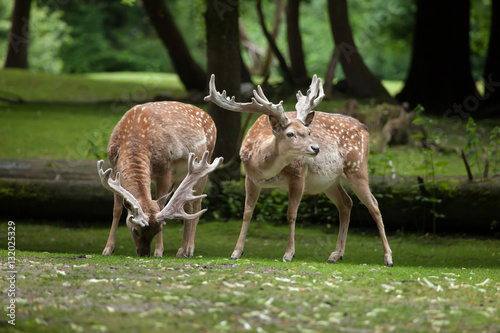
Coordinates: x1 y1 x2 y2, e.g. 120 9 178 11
1 220 499 332
0 104 124 159
0 69 187 159
0 69 186 102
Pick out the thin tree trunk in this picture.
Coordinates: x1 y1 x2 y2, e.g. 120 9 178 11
324 46 341 96
327 0 391 100
261 0 284 77
256 0 294 86
4 0 31 69
286 0 309 86
142 0 206 92
206 0 241 180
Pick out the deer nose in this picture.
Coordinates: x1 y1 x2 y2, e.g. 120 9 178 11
311 144 320 155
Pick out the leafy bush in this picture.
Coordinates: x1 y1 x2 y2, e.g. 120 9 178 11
204 180 338 226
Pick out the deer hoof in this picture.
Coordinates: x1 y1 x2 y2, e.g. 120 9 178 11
385 254 394 267
176 248 186 258
230 250 243 260
102 247 114 256
327 253 343 263
282 252 295 262
154 250 164 258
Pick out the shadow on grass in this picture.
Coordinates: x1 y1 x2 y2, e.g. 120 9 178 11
2 220 499 269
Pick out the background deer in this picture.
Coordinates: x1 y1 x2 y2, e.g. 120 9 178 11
205 74 393 267
98 101 222 257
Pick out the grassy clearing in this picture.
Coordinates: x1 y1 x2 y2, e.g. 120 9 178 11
0 69 185 102
1 220 499 332
0 104 124 159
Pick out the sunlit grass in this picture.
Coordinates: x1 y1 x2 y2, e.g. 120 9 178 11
0 68 185 102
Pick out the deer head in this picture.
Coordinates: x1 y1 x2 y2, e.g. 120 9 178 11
205 74 324 158
98 151 223 256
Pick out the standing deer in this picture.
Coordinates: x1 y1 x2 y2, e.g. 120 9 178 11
97 101 222 258
205 74 393 267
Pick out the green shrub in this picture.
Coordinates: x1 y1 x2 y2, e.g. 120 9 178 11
204 180 339 226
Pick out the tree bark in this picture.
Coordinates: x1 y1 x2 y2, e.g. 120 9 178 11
327 0 391 100
142 0 206 92
206 0 241 180
286 0 309 86
479 0 500 118
4 0 31 69
397 0 478 115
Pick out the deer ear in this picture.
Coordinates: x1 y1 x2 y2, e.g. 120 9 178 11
155 192 172 209
268 115 283 134
304 111 315 127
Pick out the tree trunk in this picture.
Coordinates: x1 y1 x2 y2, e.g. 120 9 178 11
260 0 284 77
286 0 309 86
142 0 206 92
479 0 500 118
4 0 31 69
256 0 294 86
327 0 391 100
206 0 241 180
397 0 478 115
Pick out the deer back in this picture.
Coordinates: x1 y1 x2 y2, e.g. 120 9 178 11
108 102 216 206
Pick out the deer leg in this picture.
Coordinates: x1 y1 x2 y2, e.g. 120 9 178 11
176 202 195 258
178 175 208 258
231 177 261 259
283 180 304 262
103 193 123 256
154 173 171 258
324 181 353 263
347 174 393 267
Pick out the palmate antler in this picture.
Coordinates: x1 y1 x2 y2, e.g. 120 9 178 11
97 151 223 226
156 151 223 223
204 74 291 126
295 74 325 124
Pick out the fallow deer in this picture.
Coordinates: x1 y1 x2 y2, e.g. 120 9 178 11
97 102 222 258
205 74 393 267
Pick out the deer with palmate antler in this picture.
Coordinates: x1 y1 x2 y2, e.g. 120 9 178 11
205 74 393 267
97 102 223 257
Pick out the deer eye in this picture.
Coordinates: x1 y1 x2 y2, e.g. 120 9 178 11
133 228 139 235
286 132 295 138
123 201 132 210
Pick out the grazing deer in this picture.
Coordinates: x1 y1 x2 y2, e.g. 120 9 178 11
205 74 393 267
97 102 222 257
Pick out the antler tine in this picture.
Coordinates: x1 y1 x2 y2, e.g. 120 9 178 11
156 151 223 223
96 160 149 227
295 74 325 123
97 160 113 191
204 74 290 126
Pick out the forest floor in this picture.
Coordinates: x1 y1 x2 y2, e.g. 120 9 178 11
1 220 499 332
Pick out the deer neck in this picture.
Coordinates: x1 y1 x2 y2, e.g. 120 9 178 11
117 151 156 212
253 137 297 180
